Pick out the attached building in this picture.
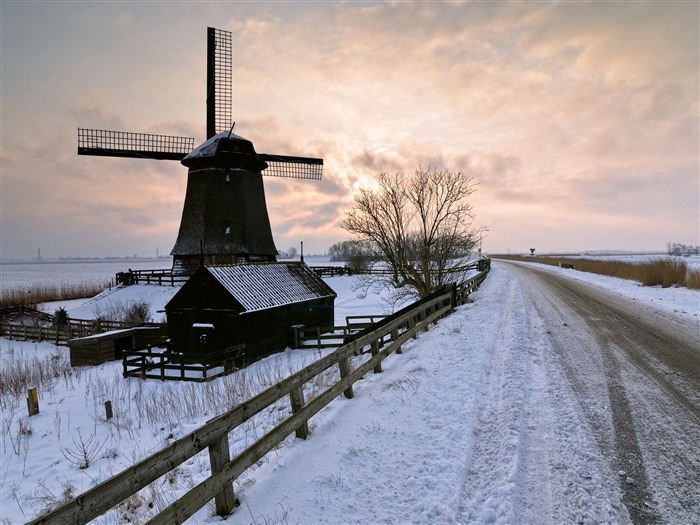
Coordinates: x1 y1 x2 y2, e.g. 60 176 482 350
165 262 336 364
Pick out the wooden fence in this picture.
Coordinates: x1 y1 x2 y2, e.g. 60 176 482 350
116 268 189 286
0 306 132 346
122 343 246 382
310 265 351 277
29 266 489 525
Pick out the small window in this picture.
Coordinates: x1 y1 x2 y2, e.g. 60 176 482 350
225 223 231 235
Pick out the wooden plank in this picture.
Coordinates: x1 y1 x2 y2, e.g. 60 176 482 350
208 435 237 516
371 340 382 373
338 357 354 399
289 385 309 439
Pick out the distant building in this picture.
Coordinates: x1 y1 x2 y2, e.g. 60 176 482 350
165 262 336 364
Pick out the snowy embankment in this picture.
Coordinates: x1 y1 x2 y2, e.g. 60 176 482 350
1 262 697 524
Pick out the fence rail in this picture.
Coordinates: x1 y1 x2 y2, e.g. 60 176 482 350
122 343 246 382
309 265 351 277
116 269 189 286
0 306 133 345
28 267 489 525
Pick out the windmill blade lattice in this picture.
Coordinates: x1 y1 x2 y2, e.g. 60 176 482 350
259 154 323 180
78 128 194 161
207 27 233 139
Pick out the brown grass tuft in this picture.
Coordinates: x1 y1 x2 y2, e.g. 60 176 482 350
686 267 700 290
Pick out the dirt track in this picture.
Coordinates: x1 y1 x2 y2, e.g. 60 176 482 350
505 262 700 524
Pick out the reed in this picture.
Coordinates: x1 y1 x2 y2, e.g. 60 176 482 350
686 267 700 290
0 281 109 309
492 255 699 289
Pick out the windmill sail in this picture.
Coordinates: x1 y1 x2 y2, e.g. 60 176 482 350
77 128 194 161
207 27 233 139
259 154 323 180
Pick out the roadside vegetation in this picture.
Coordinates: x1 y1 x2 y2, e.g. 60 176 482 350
492 255 700 290
0 282 110 309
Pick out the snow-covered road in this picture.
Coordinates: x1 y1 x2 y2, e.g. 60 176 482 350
505 262 699 525
218 261 698 525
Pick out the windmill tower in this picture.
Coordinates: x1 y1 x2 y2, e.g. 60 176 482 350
77 28 322 274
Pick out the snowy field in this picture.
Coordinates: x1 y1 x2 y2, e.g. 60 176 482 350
0 259 173 294
0 261 698 524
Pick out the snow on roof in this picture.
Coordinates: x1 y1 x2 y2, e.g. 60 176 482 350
182 131 246 162
207 262 336 313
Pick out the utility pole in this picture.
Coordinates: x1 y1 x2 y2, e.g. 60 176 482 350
479 227 489 253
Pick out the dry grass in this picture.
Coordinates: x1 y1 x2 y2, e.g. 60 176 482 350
492 255 699 289
0 282 109 309
686 267 700 290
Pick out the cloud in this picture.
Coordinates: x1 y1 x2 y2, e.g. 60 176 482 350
1 1 697 257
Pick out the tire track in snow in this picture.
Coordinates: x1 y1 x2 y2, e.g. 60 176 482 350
458 265 629 524
457 270 529 523
507 261 700 524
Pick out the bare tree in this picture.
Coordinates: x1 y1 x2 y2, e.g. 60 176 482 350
343 166 478 302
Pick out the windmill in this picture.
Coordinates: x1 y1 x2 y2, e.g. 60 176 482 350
77 27 323 274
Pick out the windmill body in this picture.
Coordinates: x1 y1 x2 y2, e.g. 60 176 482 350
171 132 278 274
77 27 323 275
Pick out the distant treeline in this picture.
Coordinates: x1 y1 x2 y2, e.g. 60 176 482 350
667 242 699 257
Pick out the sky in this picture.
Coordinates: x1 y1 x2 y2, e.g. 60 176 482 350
1 0 698 259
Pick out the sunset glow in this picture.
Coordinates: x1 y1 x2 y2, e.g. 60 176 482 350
1 1 698 258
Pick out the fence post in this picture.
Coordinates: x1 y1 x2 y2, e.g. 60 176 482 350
291 325 304 349
391 327 402 354
371 341 382 373
338 357 354 399
105 400 113 420
289 385 309 439
27 387 39 416
208 435 238 516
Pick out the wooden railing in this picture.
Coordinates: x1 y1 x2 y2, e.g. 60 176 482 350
310 265 351 277
293 269 489 351
116 269 189 286
28 266 490 525
454 265 490 305
122 343 246 382
0 306 133 346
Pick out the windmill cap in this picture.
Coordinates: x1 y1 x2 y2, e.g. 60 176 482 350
181 131 268 171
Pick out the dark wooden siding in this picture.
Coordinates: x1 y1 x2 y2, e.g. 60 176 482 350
165 265 335 365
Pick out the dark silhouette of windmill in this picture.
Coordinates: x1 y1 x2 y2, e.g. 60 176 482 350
77 27 322 274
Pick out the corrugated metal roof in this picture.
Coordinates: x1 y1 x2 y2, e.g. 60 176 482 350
207 263 336 313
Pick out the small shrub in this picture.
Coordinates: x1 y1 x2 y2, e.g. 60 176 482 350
347 251 370 274
124 300 151 325
92 299 152 325
61 429 105 469
52 307 69 328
